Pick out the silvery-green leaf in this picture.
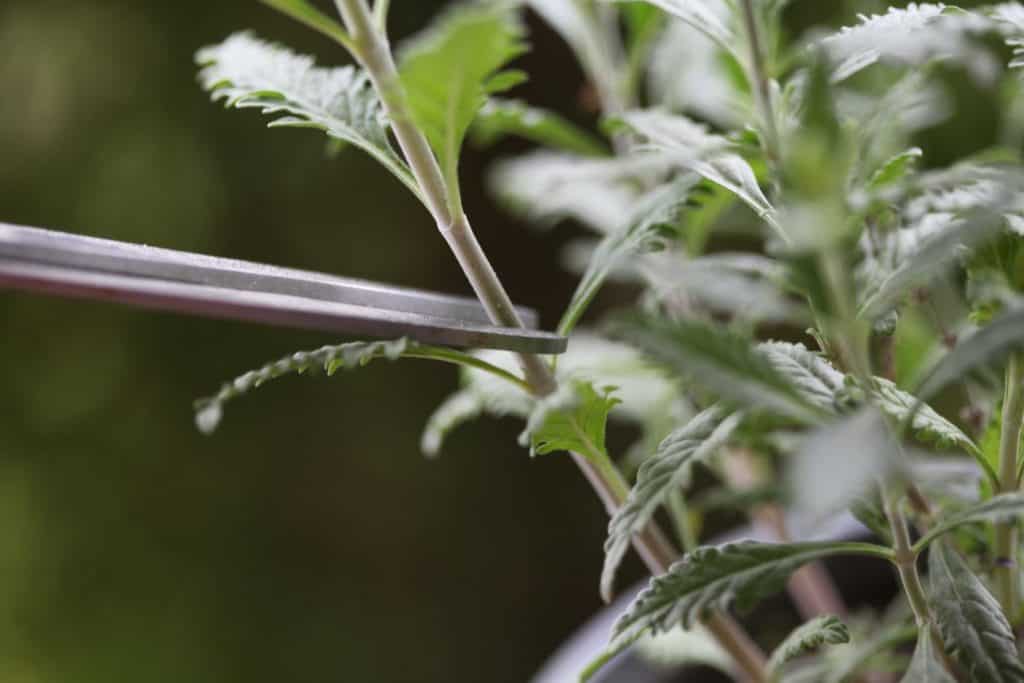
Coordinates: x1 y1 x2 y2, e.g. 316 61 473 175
929 541 1024 683
917 304 1024 400
472 98 608 155
614 315 827 424
789 409 903 519
609 540 889 650
915 493 1024 551
767 615 850 678
758 342 845 414
991 4 1024 74
900 633 957 683
559 176 696 335
616 110 780 235
602 406 740 600
606 0 737 58
819 5 996 83
870 377 979 456
196 33 419 200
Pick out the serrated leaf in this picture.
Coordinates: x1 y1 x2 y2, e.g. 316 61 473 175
819 4 994 82
581 620 731 683
789 408 903 519
559 175 695 335
859 207 1008 320
610 540 888 650
870 377 980 457
195 339 521 435
928 540 1024 683
519 382 620 457
917 304 1024 400
472 98 608 155
194 338 409 434
915 493 1024 551
613 315 827 424
196 33 420 201
868 148 923 191
767 615 850 678
616 110 781 235
759 342 846 414
602 406 741 600
901 633 957 683
991 4 1024 74
398 5 527 198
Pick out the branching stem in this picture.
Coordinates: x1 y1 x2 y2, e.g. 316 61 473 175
996 353 1024 618
882 486 932 627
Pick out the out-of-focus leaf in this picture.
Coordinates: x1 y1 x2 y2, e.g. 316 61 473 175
767 615 850 678
614 316 828 424
915 493 1024 551
900 633 957 683
472 98 608 155
559 176 695 335
602 406 740 600
259 0 352 48
607 0 737 58
929 541 1024 682
789 408 903 518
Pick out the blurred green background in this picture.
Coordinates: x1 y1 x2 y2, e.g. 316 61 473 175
0 1 1008 682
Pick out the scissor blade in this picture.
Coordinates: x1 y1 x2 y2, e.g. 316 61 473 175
0 258 567 354
0 223 540 329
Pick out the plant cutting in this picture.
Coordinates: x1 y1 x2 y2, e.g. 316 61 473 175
194 0 1024 681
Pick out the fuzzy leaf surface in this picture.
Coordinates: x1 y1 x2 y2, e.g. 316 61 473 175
601 406 741 600
916 493 1024 550
928 541 1024 683
767 615 850 677
614 316 826 424
900 634 957 683
870 377 979 456
196 33 418 199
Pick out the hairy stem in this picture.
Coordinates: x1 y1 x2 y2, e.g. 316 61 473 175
882 487 932 627
335 2 769 678
996 353 1024 619
739 0 781 166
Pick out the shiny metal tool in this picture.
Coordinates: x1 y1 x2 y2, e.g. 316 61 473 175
0 223 567 354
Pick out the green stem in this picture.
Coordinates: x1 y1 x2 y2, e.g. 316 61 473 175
738 0 781 167
668 489 698 552
333 3 769 679
996 353 1024 619
882 486 932 627
372 0 390 31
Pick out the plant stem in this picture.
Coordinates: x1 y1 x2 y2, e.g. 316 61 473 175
335 2 769 678
996 353 1024 619
334 0 554 394
881 486 932 627
738 0 781 167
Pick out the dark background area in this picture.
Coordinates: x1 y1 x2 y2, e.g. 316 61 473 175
0 1 1003 682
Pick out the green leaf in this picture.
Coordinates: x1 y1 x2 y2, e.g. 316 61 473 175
613 316 827 424
519 382 620 457
615 109 781 237
789 409 903 519
258 0 353 50
398 5 527 205
901 633 957 683
195 339 524 435
196 33 421 202
868 148 923 191
917 305 1024 401
472 98 608 156
991 5 1024 74
859 207 1008 320
767 615 850 679
915 493 1024 552
870 377 980 458
580 621 730 682
928 541 1024 683
559 176 695 335
758 342 845 414
609 540 889 648
608 0 738 59
602 406 741 600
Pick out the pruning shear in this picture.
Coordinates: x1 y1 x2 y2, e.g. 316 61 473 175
0 222 567 354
